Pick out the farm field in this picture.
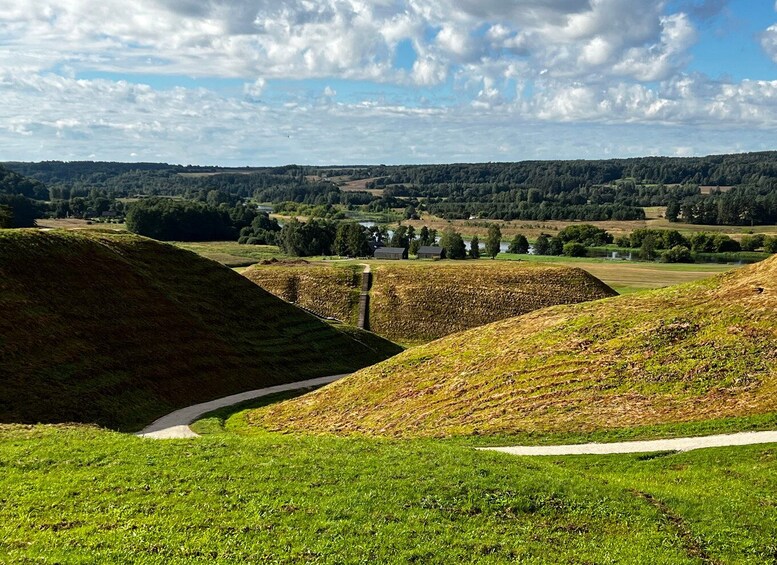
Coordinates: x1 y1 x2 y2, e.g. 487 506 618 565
497 254 735 294
2 408 776 564
404 210 777 241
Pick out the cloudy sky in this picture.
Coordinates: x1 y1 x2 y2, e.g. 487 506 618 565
2 0 777 165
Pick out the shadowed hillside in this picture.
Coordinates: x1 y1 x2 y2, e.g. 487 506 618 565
252 257 777 437
0 230 401 430
245 261 617 343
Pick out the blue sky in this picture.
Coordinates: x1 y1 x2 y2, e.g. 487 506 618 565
2 0 777 166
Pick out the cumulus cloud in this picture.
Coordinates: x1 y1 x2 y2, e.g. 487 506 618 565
0 0 776 163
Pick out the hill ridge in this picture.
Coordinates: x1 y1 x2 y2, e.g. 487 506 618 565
0 230 401 430
252 256 777 437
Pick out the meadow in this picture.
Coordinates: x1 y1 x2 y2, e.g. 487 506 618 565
1 401 775 564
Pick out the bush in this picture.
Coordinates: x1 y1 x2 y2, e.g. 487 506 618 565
740 234 765 252
661 245 693 263
508 234 529 254
765 236 777 254
562 242 587 257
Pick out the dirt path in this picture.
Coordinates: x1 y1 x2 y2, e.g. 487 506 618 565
136 374 348 439
480 430 777 456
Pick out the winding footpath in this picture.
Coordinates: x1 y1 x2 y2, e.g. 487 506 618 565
137 374 348 439
137 373 777 454
481 431 777 456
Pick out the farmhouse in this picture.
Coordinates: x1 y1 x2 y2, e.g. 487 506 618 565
374 246 407 260
417 246 445 259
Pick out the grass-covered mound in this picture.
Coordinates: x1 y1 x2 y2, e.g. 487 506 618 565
244 263 363 324
253 256 777 437
245 261 617 343
0 230 401 430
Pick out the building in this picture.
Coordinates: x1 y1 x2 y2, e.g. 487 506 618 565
417 246 445 259
373 246 407 260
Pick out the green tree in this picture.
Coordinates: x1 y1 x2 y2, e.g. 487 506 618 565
469 236 480 259
764 236 777 254
741 234 766 251
661 245 693 263
640 233 657 261
485 224 502 258
549 236 564 256
665 199 681 222
508 234 529 254
440 227 466 259
0 205 12 228
533 234 551 255
562 242 587 257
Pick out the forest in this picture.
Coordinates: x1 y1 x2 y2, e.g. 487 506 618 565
2 151 777 230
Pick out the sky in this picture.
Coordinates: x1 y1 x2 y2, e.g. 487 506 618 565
2 1 777 166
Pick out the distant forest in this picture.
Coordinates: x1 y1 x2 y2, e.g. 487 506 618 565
2 151 777 229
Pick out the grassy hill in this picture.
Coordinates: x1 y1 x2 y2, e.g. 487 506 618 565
253 256 777 437
245 261 617 344
0 230 401 430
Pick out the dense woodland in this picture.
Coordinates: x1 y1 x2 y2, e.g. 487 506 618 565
2 152 777 233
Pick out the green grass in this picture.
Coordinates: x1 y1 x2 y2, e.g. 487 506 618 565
1 418 775 563
0 230 401 431
253 256 777 437
171 241 287 267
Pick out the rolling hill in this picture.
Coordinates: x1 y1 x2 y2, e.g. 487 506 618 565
252 256 777 437
244 261 618 343
0 230 401 430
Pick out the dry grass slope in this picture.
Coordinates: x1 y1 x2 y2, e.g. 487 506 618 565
243 263 363 325
0 230 401 430
252 256 777 437
245 261 617 343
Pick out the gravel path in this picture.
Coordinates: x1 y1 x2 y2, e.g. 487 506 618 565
480 430 777 456
136 374 348 439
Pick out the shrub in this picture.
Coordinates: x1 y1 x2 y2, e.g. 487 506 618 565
562 242 587 257
662 245 693 263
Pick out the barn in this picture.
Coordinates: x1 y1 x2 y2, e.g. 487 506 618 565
417 246 445 259
374 246 408 260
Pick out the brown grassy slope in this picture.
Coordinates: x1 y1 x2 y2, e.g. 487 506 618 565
251 256 777 437
245 261 617 343
368 262 617 343
243 263 363 325
0 230 401 430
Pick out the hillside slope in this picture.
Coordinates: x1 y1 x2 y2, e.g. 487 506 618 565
253 257 777 437
0 230 401 430
245 261 617 343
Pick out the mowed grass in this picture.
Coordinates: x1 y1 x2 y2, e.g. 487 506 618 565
253 256 777 437
1 418 775 564
246 261 616 344
0 230 401 431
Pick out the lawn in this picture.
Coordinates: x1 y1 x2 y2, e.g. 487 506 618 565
1 403 775 563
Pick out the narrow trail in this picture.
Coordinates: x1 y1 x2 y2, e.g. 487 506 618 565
480 430 777 456
136 374 348 439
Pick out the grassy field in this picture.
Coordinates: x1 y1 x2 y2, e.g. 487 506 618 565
404 210 777 242
0 230 401 430
498 254 735 294
1 411 775 563
171 241 287 267
245 261 616 344
254 256 777 437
